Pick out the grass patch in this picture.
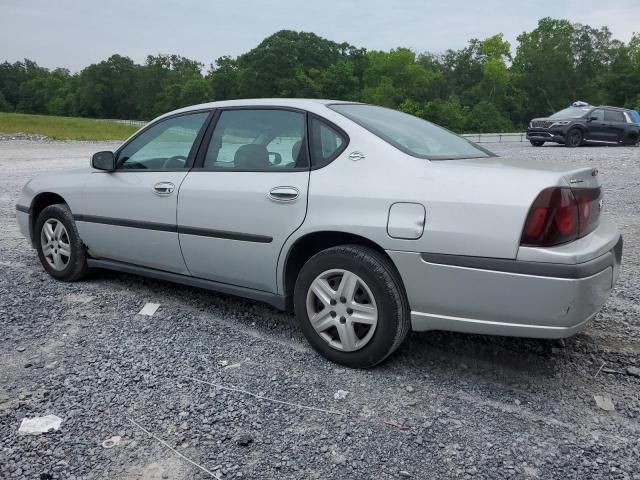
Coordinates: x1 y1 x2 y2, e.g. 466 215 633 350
0 112 141 140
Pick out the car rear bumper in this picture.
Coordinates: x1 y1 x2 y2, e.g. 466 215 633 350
387 234 622 339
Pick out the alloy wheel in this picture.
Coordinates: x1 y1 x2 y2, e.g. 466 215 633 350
568 129 582 147
305 269 378 352
40 218 71 271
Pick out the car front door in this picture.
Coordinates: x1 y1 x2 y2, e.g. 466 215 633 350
77 111 211 273
177 108 310 292
585 109 608 141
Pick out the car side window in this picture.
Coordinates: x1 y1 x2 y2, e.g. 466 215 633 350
202 109 308 170
590 109 604 121
118 112 209 170
604 110 625 123
309 117 347 168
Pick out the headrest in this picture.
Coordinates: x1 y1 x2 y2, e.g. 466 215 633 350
234 143 269 169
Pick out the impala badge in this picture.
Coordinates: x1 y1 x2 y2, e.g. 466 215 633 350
349 151 365 161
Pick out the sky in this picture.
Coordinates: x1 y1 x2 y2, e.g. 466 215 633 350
1 0 638 72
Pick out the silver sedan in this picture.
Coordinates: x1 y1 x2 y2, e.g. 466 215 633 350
16 99 623 367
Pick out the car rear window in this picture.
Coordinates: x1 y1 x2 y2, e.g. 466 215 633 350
604 110 625 123
328 104 494 160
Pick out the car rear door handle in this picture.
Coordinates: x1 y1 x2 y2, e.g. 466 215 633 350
153 182 175 195
268 186 299 202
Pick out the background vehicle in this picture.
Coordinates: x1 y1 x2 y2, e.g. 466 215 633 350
527 104 640 147
16 99 622 368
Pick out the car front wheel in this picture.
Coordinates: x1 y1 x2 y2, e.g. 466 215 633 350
294 245 409 368
35 203 88 281
565 128 583 148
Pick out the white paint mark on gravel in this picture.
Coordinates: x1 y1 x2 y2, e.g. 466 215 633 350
138 303 160 316
594 395 615 411
18 415 62 435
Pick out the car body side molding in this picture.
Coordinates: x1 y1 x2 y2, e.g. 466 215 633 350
73 214 272 243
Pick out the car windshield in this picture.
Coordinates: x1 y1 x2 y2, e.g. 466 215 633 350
329 104 494 160
550 107 591 119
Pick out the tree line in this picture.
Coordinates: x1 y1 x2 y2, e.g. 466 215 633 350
1 17 639 133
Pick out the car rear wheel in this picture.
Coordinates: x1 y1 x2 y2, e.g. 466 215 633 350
621 131 639 146
35 204 88 281
565 128 583 148
293 245 410 368
530 140 544 147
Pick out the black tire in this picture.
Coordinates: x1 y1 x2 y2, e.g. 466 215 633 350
529 140 544 147
293 245 410 368
35 204 88 281
565 128 583 148
621 131 639 146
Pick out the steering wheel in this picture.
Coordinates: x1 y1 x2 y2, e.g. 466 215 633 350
161 155 187 169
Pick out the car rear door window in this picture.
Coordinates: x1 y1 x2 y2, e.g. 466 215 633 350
309 117 347 167
118 112 209 170
202 109 308 170
604 110 625 123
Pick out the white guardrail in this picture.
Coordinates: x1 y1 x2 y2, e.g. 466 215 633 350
104 119 148 127
105 119 527 143
461 132 527 143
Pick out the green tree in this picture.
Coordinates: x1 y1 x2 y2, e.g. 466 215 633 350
0 90 12 111
75 55 140 118
233 30 362 98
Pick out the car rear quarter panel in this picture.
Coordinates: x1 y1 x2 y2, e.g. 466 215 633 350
277 112 573 294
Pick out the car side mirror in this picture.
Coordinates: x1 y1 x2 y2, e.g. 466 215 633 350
91 151 116 171
588 116 597 122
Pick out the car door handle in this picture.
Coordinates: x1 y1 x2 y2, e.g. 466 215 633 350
268 186 299 202
153 182 175 195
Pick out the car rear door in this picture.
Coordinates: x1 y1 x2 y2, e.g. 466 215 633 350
603 109 627 142
78 111 211 274
176 108 310 292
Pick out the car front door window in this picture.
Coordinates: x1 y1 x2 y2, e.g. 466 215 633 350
118 112 209 170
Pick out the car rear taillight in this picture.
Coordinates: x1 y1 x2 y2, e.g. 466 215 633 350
521 187 601 247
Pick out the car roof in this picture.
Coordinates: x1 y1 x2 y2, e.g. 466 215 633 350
164 98 356 117
592 106 631 112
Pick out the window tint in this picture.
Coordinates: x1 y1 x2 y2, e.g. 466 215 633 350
118 112 208 170
329 104 492 160
309 117 346 167
590 109 604 121
203 109 307 170
604 110 625 123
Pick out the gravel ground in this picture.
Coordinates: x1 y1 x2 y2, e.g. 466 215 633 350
0 140 639 480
